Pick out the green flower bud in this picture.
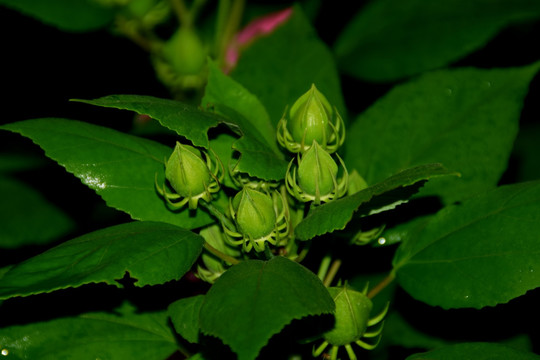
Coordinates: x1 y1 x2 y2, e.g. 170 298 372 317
277 84 345 154
163 27 207 76
224 187 289 253
312 285 388 358
286 140 348 205
156 142 222 210
324 286 374 346
298 141 338 198
232 188 277 241
154 27 208 92
289 84 333 144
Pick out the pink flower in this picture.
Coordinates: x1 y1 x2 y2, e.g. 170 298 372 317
224 7 293 73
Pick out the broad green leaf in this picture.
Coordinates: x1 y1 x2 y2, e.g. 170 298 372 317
203 62 287 180
406 342 540 360
77 94 288 181
169 295 205 344
394 181 540 309
199 256 334 360
0 303 177 360
381 311 450 350
0 176 74 248
513 123 540 182
204 61 275 151
0 221 203 299
231 5 345 125
335 0 540 82
0 118 213 229
0 0 114 32
295 163 456 241
346 64 540 205
74 95 223 148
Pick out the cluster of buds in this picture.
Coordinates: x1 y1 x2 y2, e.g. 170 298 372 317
155 142 223 210
279 85 348 205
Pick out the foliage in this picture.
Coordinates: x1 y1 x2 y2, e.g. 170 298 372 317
2 0 540 359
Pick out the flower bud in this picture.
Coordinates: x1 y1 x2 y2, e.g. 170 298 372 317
157 142 222 210
163 27 207 76
324 286 373 346
286 140 348 205
277 84 345 154
231 188 277 241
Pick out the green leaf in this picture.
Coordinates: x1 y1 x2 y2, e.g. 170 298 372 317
346 64 540 205
0 221 203 299
0 176 74 248
335 0 540 82
169 294 205 344
74 95 222 148
295 163 456 241
203 62 287 181
406 342 540 360
0 0 114 32
0 303 178 360
231 5 345 125
394 181 540 309
0 118 213 229
199 256 334 360
77 93 288 181
381 311 450 350
204 61 275 150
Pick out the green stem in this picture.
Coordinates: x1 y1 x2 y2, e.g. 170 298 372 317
203 241 240 265
200 200 236 231
263 243 274 260
214 0 245 66
317 255 332 282
367 272 395 299
323 259 342 287
170 0 192 27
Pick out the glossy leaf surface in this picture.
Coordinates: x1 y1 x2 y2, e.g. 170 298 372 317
0 176 74 248
335 0 540 81
231 6 345 124
394 181 540 309
0 221 203 299
406 342 540 360
203 62 287 180
0 304 177 359
346 63 540 205
295 163 456 240
0 0 114 32
0 118 213 229
199 256 334 360
74 95 222 148
169 294 205 344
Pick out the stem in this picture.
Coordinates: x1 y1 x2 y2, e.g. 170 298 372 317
200 200 236 231
115 16 154 52
263 243 274 260
323 259 342 287
317 255 332 282
367 272 395 299
203 241 240 265
214 0 245 65
170 0 192 27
